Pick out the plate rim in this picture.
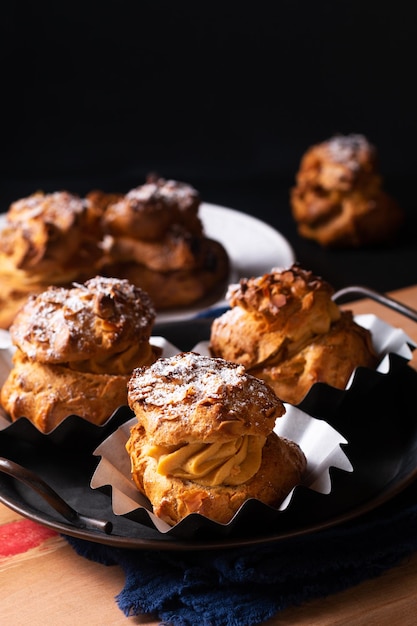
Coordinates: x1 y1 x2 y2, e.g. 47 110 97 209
200 201 295 264
1 465 417 551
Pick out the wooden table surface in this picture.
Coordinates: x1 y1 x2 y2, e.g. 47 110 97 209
1 284 417 626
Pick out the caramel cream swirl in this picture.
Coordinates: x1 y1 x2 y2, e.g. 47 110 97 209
146 434 266 486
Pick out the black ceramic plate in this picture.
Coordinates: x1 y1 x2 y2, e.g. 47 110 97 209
0 319 417 551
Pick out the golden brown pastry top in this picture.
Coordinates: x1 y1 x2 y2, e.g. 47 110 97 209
295 133 380 194
6 190 96 226
227 264 337 319
290 134 405 247
85 189 124 213
0 191 102 281
102 175 203 241
128 351 285 446
10 276 156 368
210 265 341 368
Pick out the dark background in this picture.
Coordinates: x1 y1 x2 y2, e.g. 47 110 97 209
1 1 416 294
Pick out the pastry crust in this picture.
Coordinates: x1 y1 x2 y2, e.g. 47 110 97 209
290 134 404 247
128 352 285 445
126 352 306 525
10 276 157 367
101 175 203 241
1 276 161 431
98 176 230 309
0 177 230 326
104 238 230 309
1 349 131 432
0 280 44 331
0 190 103 328
209 265 377 404
249 310 377 405
210 265 341 368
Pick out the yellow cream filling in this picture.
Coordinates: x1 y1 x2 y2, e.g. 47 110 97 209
147 435 266 486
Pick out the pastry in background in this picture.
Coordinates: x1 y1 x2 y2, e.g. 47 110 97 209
126 352 306 525
0 191 103 328
0 276 161 432
95 175 230 309
290 133 404 247
84 189 124 213
0 176 231 327
209 265 377 405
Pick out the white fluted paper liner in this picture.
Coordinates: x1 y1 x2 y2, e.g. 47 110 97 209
353 314 415 374
90 405 353 533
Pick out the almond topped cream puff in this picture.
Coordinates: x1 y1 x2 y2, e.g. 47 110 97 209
209 265 377 405
126 352 306 525
1 276 161 432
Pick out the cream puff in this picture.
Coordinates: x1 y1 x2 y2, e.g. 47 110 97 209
97 175 230 309
290 134 404 247
1 276 161 432
126 352 306 525
0 190 103 328
209 265 377 405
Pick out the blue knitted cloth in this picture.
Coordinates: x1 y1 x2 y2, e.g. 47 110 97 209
64 480 417 626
